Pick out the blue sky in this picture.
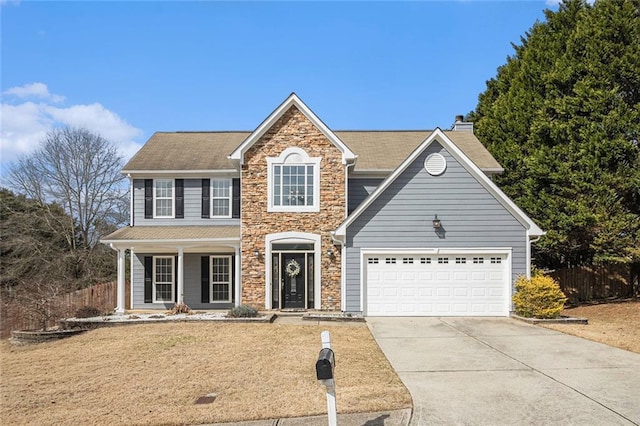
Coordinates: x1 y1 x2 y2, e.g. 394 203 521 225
1 1 559 173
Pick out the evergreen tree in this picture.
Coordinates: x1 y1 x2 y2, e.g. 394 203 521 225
470 0 640 269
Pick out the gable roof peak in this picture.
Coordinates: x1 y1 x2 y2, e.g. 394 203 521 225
334 128 543 238
228 93 357 166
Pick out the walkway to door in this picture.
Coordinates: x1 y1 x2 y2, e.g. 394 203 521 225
367 317 640 426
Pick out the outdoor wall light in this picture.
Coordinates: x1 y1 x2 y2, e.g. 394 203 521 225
254 249 261 259
432 215 442 229
326 248 334 258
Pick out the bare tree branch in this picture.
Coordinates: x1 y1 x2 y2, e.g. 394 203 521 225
8 126 128 249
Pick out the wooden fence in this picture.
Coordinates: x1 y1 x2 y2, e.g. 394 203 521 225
550 264 635 305
1 281 129 339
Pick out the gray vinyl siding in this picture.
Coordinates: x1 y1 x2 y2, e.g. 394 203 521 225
348 178 384 213
132 252 235 310
344 142 528 312
132 179 239 226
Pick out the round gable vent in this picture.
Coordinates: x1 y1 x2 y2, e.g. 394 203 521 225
424 153 446 176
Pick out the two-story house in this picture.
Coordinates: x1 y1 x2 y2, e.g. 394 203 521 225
102 93 543 316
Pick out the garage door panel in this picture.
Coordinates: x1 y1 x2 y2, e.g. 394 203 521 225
454 288 468 296
454 304 468 313
366 252 508 317
471 288 486 296
383 272 397 280
436 287 451 296
472 272 487 280
401 288 416 296
383 288 397 296
419 288 433 296
489 288 503 296
436 304 452 313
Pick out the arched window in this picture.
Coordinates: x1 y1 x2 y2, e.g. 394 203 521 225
267 147 321 212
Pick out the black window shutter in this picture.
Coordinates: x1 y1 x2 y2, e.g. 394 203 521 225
202 179 210 218
232 178 241 219
175 179 184 219
144 256 153 303
144 179 153 219
174 256 178 303
201 256 210 303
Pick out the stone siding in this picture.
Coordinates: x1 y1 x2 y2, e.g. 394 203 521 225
241 106 345 310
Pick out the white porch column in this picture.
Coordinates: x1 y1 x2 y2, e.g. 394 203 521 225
177 247 184 304
235 246 241 307
116 249 126 314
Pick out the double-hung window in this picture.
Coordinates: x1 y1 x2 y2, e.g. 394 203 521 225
154 179 174 218
273 165 314 207
210 256 231 302
267 147 320 212
153 256 174 302
211 179 232 217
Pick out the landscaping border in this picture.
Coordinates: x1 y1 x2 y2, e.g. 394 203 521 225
60 312 276 330
511 314 588 325
11 329 88 344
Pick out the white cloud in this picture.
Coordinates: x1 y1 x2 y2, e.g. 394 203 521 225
3 82 65 103
0 83 143 168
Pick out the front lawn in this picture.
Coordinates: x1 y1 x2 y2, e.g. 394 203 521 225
0 322 411 425
541 300 640 354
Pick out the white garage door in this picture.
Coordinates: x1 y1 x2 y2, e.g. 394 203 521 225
365 253 509 316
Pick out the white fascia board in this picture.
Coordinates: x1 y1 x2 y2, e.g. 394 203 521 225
122 170 238 177
228 93 357 165
335 128 544 238
349 170 392 179
437 133 544 236
100 238 240 249
483 167 505 174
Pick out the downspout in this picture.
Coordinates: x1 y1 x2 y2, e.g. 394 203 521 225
526 233 544 279
344 159 356 218
338 159 356 313
128 174 134 226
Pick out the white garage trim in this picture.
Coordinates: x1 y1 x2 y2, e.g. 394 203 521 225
361 248 512 316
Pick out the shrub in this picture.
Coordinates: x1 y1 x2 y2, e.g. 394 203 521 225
227 305 258 318
74 306 102 318
513 275 567 319
169 302 191 315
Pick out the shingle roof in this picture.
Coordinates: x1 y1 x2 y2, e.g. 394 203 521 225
336 130 502 172
122 130 502 173
123 132 248 172
101 226 240 241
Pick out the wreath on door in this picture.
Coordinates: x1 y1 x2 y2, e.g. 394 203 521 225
285 259 301 278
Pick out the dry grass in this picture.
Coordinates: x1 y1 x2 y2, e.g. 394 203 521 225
0 322 411 425
542 300 640 354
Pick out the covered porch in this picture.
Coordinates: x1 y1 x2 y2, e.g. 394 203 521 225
101 226 241 313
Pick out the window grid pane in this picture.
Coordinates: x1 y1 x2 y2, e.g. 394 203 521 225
274 164 313 207
155 180 173 217
211 179 231 217
155 257 173 302
211 257 230 301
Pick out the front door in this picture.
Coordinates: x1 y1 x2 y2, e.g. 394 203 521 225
282 253 305 309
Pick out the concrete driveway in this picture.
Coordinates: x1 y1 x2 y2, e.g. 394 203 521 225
367 317 640 426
